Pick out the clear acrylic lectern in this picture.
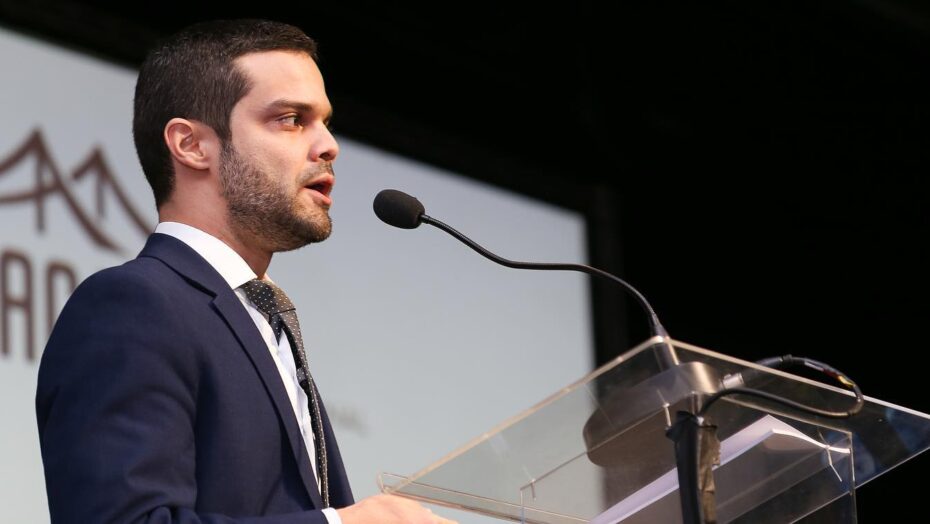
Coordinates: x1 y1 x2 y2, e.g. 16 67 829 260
380 337 930 523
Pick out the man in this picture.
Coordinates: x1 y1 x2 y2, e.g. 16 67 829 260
36 19 454 524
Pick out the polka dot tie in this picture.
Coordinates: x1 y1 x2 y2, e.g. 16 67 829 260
239 278 330 507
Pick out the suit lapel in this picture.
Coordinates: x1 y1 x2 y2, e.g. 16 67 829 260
318 398 354 506
138 234 325 508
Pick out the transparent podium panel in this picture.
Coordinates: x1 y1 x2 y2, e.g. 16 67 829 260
380 337 930 523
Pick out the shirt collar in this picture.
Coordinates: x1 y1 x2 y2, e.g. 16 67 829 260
154 222 257 289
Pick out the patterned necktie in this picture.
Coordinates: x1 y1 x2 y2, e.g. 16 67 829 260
239 279 329 507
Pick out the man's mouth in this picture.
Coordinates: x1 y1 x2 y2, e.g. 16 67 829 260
302 173 335 207
304 173 334 197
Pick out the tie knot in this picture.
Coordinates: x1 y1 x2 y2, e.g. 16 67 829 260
239 279 295 318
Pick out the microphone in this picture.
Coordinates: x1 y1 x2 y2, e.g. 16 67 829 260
375 189 701 479
373 188 669 339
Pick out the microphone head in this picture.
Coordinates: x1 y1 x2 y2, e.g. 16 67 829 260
373 189 426 229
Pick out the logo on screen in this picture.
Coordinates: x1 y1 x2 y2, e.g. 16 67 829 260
0 128 152 361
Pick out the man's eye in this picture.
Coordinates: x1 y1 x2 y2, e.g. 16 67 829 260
280 115 302 127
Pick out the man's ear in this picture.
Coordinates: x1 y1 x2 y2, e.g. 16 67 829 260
163 118 219 171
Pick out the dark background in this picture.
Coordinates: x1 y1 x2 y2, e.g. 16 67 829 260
2 0 928 519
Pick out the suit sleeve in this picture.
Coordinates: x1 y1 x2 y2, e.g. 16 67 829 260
35 268 332 524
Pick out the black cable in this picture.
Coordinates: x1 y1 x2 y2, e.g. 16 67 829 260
700 356 865 419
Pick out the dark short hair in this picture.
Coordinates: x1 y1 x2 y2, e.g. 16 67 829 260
133 19 319 208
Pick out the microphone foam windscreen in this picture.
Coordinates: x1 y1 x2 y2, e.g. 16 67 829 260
373 189 425 229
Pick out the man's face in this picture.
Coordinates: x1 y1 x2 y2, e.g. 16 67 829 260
220 50 338 253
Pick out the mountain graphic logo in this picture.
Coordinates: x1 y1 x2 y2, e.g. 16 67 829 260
0 129 153 253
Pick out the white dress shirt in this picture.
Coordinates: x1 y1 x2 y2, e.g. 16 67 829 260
155 222 342 523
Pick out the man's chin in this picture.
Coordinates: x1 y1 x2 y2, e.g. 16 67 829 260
301 212 332 241
280 218 332 250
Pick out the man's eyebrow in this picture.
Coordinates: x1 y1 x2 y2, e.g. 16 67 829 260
264 99 333 123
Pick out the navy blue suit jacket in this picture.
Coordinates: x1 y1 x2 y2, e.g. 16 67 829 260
36 233 354 523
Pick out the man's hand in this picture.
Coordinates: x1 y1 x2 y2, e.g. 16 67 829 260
337 494 457 524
